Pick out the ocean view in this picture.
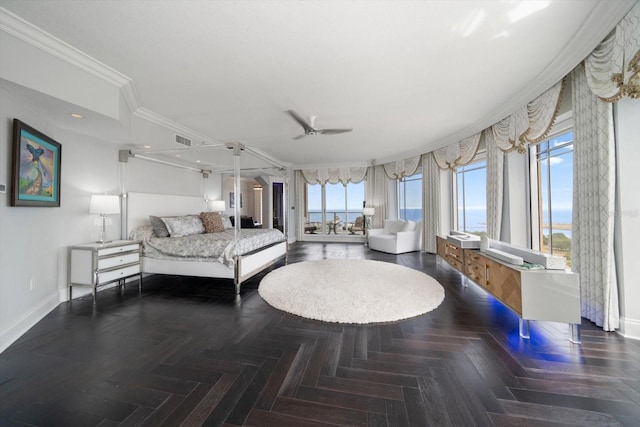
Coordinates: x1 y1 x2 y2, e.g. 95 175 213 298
309 208 572 238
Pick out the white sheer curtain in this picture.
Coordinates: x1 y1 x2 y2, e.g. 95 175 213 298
365 165 389 229
485 130 503 240
422 152 440 253
571 64 619 331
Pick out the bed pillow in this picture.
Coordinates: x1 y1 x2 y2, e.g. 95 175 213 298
161 215 205 237
200 212 225 233
149 215 170 237
219 213 233 229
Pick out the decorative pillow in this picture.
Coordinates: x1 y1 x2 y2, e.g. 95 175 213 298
161 215 205 237
402 220 417 232
149 215 170 237
387 220 406 234
200 212 225 233
219 213 233 229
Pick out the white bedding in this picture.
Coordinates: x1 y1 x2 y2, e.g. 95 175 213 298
130 225 285 267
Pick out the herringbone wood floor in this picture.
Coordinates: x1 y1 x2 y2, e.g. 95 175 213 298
1 242 639 426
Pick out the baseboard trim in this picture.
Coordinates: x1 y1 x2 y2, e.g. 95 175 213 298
618 316 640 340
0 292 60 353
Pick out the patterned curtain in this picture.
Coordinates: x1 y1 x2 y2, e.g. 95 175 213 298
422 152 440 253
382 156 421 179
433 132 481 170
300 167 367 185
584 2 639 102
491 79 565 153
571 64 619 331
485 130 504 240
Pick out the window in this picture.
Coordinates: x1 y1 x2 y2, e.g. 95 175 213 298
304 181 365 235
532 131 573 264
398 172 422 221
456 160 487 235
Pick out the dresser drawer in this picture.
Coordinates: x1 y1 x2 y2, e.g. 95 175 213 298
98 244 140 257
98 252 139 270
447 256 463 272
446 243 462 258
97 264 141 284
465 262 486 287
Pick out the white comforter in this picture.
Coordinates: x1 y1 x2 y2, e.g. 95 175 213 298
130 226 285 267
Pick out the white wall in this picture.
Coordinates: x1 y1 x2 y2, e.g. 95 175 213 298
0 81 122 351
614 97 640 339
0 81 213 352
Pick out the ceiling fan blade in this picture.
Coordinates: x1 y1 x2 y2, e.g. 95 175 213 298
287 110 315 133
293 134 307 140
318 128 353 135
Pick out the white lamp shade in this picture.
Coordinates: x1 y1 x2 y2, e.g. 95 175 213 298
362 207 375 216
89 194 120 215
208 200 226 212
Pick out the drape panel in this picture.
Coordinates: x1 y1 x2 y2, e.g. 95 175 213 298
422 152 440 253
485 130 503 240
295 170 307 239
584 2 639 101
382 156 421 179
571 64 619 331
433 132 481 170
365 165 389 229
301 167 367 185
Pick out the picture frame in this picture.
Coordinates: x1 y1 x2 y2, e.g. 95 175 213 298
229 192 243 208
11 119 62 207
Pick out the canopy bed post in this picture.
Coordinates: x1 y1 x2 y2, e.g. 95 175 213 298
228 141 244 294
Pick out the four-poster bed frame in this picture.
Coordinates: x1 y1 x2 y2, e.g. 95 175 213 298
120 142 288 294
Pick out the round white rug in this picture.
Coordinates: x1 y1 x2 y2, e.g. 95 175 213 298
258 259 445 324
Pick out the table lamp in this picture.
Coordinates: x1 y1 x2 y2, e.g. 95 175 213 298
89 194 120 243
208 200 226 213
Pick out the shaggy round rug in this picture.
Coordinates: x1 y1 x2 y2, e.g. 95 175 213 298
258 259 445 324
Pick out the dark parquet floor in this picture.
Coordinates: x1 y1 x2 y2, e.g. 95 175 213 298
2 242 640 426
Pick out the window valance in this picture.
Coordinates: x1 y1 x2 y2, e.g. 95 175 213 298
584 2 639 102
491 78 565 154
300 167 367 185
433 132 481 170
382 156 421 179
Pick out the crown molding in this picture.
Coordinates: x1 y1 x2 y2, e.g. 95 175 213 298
0 7 134 89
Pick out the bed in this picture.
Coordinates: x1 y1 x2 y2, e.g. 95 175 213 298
126 191 287 294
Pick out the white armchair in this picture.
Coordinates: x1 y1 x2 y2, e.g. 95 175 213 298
368 219 422 254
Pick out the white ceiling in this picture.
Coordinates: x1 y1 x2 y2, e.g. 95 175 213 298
0 1 635 169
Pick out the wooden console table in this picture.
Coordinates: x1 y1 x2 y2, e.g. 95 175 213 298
436 236 581 343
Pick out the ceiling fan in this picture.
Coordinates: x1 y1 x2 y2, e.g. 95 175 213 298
287 110 353 140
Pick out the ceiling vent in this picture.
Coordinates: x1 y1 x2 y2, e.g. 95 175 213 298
175 134 192 147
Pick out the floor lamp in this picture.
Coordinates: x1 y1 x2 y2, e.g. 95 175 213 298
362 207 374 246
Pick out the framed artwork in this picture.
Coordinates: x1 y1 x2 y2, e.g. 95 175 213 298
11 119 62 207
229 192 243 208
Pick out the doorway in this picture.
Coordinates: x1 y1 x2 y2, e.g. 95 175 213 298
272 182 284 232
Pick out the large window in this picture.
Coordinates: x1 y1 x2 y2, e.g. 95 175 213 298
456 160 487 235
398 172 422 221
304 181 365 235
532 131 573 264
